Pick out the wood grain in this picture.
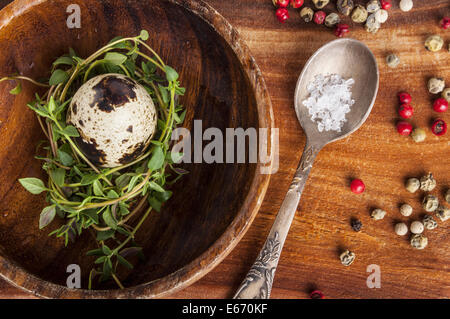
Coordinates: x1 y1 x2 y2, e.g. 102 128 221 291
1 0 449 299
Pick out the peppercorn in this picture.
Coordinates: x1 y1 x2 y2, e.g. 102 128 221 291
276 8 290 23
300 7 314 22
411 128 426 143
325 12 340 27
399 0 413 12
410 221 424 234
381 0 392 10
365 13 380 33
410 234 428 250
371 208 386 220
425 35 444 52
375 9 388 23
340 250 355 266
396 121 412 136
337 0 354 16
386 53 400 68
290 0 304 8
400 203 413 216
446 189 450 204
351 5 368 23
313 11 326 24
435 205 450 222
431 119 447 136
395 223 408 236
335 24 350 38
427 77 445 94
398 92 412 104
350 179 365 194
366 0 381 13
420 173 436 192
399 104 414 119
441 88 450 102
405 178 420 193
423 215 437 230
310 290 324 299
422 195 439 212
440 17 450 30
273 0 289 8
433 98 448 113
351 218 362 232
312 0 329 9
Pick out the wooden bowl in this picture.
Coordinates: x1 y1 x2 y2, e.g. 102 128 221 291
0 0 273 298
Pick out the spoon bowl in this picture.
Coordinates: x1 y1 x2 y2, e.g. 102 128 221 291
294 38 379 146
235 38 379 299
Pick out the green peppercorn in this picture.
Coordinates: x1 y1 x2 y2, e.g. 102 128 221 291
425 35 444 52
312 0 330 9
340 250 355 266
422 195 439 212
325 12 340 27
365 13 380 33
386 53 400 68
446 189 450 204
428 77 445 94
435 204 450 222
337 0 354 16
423 215 438 230
420 173 436 192
441 88 450 102
410 234 428 249
411 128 426 142
351 5 368 23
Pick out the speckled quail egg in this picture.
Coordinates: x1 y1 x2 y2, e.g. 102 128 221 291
67 73 157 167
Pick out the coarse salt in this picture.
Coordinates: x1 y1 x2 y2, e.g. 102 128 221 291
302 73 355 132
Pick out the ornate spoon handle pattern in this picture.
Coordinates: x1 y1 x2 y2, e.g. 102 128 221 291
234 142 320 299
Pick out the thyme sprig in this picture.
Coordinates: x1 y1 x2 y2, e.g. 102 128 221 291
2 30 187 288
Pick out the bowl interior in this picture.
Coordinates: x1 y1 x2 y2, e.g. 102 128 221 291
0 0 269 296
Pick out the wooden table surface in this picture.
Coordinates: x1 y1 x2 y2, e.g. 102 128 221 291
0 0 449 299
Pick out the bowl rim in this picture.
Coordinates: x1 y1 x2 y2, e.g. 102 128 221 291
0 0 275 298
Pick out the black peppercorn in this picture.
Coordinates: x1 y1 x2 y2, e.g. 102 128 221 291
351 218 362 232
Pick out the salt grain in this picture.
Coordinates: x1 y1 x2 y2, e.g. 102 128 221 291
302 74 355 132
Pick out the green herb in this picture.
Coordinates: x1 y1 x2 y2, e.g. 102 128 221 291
1 30 187 290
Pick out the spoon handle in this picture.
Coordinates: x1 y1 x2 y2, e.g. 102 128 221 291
233 142 320 299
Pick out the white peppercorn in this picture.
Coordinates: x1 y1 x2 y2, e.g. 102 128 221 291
410 234 428 250
422 215 437 230
405 178 420 193
399 0 413 12
340 250 355 266
325 13 340 27
394 223 408 236
427 78 445 94
435 205 450 222
337 0 354 16
300 7 314 23
386 53 400 68
425 35 444 52
375 9 388 23
400 204 413 217
411 128 426 143
366 0 380 13
312 0 329 9
420 173 436 192
442 88 450 102
371 208 386 220
410 221 424 234
422 195 439 212
365 13 380 33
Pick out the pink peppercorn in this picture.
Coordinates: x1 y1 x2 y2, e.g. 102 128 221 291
335 24 350 38
431 119 447 136
381 0 392 10
310 290 325 299
398 103 414 119
440 17 450 30
290 0 304 8
276 8 289 23
275 0 290 8
314 11 326 25
397 121 413 136
398 92 412 104
350 179 365 194
433 98 448 113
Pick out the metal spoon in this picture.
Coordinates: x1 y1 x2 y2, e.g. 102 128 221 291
234 38 379 299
